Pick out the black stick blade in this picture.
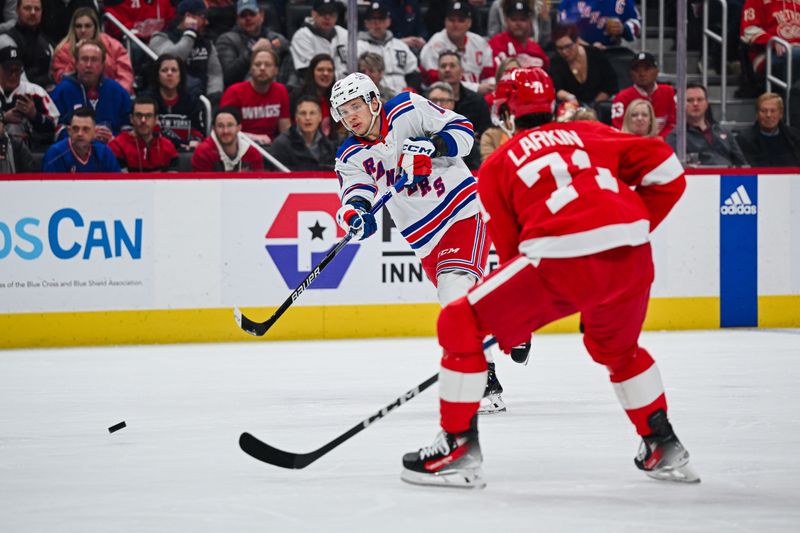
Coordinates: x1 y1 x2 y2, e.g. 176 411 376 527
234 308 269 337
239 432 313 469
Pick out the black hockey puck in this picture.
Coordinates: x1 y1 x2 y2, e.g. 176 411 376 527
108 421 127 434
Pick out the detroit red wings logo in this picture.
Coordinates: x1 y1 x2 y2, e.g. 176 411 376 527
475 50 483 65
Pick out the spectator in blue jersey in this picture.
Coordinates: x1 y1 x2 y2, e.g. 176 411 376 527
42 106 121 172
50 39 131 142
558 0 641 48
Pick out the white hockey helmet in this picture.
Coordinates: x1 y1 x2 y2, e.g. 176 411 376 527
330 72 382 124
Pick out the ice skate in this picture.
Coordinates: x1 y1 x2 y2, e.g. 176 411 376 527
510 342 532 365
478 362 506 414
401 422 486 489
635 410 701 483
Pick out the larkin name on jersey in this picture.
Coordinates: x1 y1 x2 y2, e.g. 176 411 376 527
335 91 479 258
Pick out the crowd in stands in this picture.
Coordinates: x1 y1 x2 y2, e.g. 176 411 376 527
1 0 799 174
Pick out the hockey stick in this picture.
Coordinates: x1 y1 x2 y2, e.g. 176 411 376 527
235 175 407 337
239 372 438 469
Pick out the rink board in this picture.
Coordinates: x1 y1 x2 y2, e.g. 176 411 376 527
1 170 798 348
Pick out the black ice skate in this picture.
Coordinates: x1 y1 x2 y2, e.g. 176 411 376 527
401 421 485 489
478 362 506 414
510 342 532 365
634 409 700 483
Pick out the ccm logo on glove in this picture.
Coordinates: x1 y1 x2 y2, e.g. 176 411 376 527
400 137 435 187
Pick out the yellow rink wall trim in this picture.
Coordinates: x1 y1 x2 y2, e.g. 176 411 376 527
1 295 798 349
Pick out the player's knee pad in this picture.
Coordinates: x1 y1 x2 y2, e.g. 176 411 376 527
438 296 484 356
436 271 478 307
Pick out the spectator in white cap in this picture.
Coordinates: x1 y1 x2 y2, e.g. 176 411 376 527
0 44 60 150
290 0 349 80
357 1 421 94
215 0 290 86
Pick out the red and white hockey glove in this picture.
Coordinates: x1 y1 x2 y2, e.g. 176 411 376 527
336 199 377 241
399 137 435 187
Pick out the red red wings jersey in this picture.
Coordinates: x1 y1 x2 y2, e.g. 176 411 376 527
220 81 290 140
488 32 550 70
741 0 800 46
611 84 676 137
478 121 685 264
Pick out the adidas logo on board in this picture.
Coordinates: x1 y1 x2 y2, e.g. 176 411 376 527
720 185 757 215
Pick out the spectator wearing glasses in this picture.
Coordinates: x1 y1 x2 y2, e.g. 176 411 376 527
549 24 618 109
150 0 224 102
109 96 178 172
427 80 481 170
220 46 290 147
41 106 120 172
737 92 800 167
51 7 135 94
50 39 132 143
215 0 290 87
192 106 264 171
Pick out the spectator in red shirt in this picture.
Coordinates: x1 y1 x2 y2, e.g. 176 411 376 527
489 1 549 70
219 46 290 147
109 96 178 172
191 106 264 171
611 52 676 138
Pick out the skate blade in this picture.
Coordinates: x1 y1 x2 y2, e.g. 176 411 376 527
646 464 701 483
401 467 487 489
478 394 507 415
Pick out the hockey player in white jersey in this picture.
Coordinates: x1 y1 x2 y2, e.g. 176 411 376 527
331 72 529 413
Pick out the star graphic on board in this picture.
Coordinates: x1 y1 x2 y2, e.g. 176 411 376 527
308 220 326 240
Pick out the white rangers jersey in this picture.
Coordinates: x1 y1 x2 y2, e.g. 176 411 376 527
357 32 419 93
290 21 350 79
335 91 479 259
419 29 495 90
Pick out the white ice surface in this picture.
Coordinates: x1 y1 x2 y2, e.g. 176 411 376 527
1 330 799 532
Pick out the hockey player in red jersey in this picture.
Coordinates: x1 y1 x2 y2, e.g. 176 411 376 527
401 67 699 488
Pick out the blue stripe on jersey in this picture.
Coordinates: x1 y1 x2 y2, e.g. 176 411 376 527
343 183 379 199
407 192 476 250
437 131 458 156
388 104 414 127
383 91 413 115
443 124 475 137
402 177 476 235
336 137 367 163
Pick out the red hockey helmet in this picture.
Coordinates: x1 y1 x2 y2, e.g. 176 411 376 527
493 67 556 117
